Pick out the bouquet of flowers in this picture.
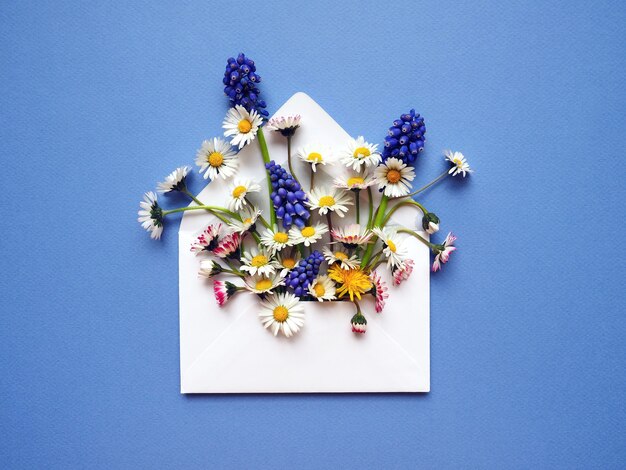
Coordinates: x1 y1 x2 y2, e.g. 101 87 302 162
138 53 472 338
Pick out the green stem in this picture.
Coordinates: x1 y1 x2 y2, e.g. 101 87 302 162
162 205 236 224
366 187 374 229
360 195 388 267
287 136 302 188
355 190 361 224
222 269 245 278
310 167 315 191
181 187 205 207
399 170 449 199
381 199 429 227
257 128 277 227
397 228 434 249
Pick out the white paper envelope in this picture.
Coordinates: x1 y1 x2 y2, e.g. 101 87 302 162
179 93 430 393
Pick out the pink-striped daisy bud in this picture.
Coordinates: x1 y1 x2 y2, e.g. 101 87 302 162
213 280 239 306
351 312 367 334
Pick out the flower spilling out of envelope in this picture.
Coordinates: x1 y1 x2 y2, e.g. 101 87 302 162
138 53 473 342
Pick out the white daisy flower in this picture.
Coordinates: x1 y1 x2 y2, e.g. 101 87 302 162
228 205 262 234
432 232 457 272
322 246 360 270
137 191 164 240
288 222 329 247
330 224 373 247
228 178 261 211
308 275 337 302
445 150 473 177
195 137 238 180
296 143 334 172
276 251 301 277
260 227 294 253
333 170 376 191
374 157 415 197
240 246 279 276
372 227 409 269
265 114 301 137
243 272 285 294
341 136 381 170
198 259 223 279
157 166 191 193
222 105 263 149
259 292 305 338
306 187 352 217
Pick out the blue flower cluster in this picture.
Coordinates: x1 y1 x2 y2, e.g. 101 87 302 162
265 161 310 230
223 53 268 117
382 109 426 164
286 251 324 298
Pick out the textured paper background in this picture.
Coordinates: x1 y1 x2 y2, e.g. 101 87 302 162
1 0 625 468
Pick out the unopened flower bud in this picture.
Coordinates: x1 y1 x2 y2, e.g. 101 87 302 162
421 212 440 234
350 312 367 334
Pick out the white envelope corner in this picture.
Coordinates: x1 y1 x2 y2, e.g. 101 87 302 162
179 92 430 393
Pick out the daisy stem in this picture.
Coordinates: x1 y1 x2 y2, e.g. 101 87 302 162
366 249 384 269
162 205 235 224
250 230 261 245
360 195 388 267
223 258 241 273
257 128 277 228
381 200 429 227
401 170 449 199
181 187 205 207
222 269 245 278
366 187 374 229
397 228 434 249
355 190 360 224
310 167 315 191
244 197 270 230
286 136 302 188
297 244 306 258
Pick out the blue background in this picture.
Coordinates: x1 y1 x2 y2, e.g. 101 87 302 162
1 1 625 468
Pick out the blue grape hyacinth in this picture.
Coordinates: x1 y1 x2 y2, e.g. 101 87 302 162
287 251 324 298
223 53 269 117
265 161 310 230
382 109 426 164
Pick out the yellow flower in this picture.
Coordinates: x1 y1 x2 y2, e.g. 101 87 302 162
328 265 373 301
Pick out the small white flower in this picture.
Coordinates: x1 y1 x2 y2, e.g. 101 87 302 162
308 275 337 302
259 292 305 337
198 259 223 279
157 166 191 193
222 105 263 149
228 205 262 234
228 178 261 211
306 187 352 217
266 115 301 137
341 136 381 170
276 251 301 277
322 246 360 270
240 246 280 276
137 192 163 240
372 227 409 270
374 157 415 197
195 138 238 180
445 150 473 177
333 170 376 191
330 224 373 247
260 227 294 253
289 222 329 247
243 272 285 294
296 143 334 172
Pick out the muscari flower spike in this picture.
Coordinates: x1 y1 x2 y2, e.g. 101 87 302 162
382 109 426 164
223 53 268 117
266 160 310 230
286 250 324 298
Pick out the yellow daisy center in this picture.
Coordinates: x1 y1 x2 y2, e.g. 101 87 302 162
347 176 365 187
243 218 252 224
334 251 348 260
282 258 296 269
386 169 402 183
453 157 463 167
273 306 289 322
251 255 268 267
313 283 326 297
353 146 371 159
387 239 397 253
232 185 247 198
318 195 335 207
307 152 323 162
273 232 289 243
208 152 224 167
301 226 315 238
238 119 252 133
255 279 272 291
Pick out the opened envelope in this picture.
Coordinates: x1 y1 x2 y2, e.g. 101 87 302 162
178 93 430 393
